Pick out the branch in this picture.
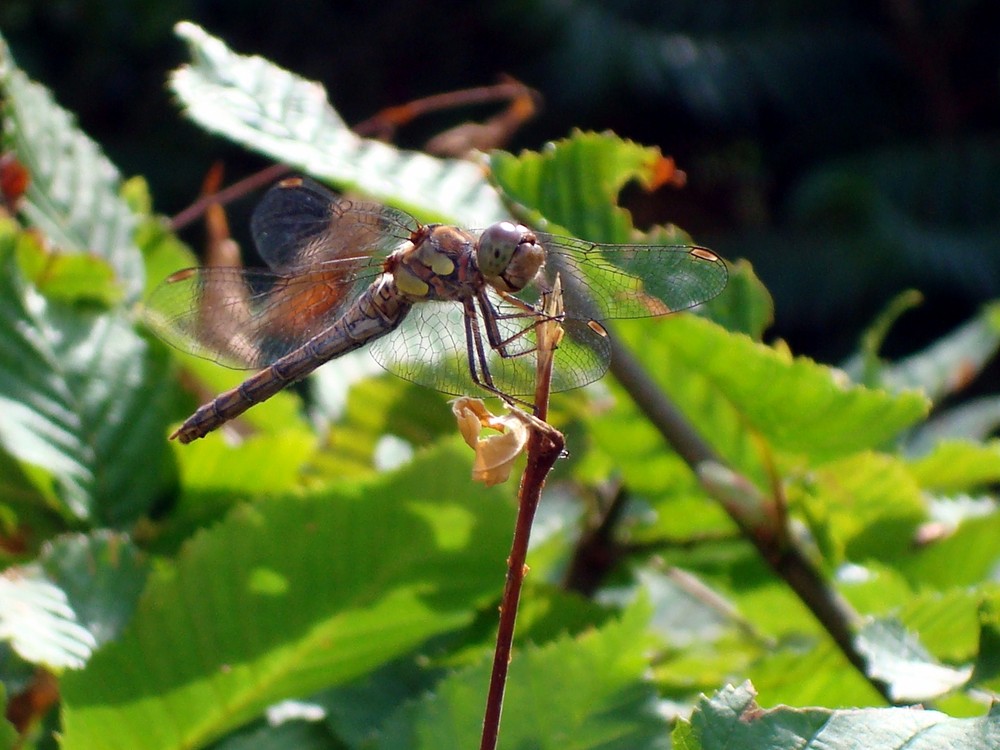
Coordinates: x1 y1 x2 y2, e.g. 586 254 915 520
606 333 894 704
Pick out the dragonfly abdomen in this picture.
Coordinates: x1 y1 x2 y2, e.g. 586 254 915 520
171 277 412 443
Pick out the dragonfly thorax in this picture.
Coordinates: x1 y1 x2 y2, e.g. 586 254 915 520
476 221 545 293
388 224 481 303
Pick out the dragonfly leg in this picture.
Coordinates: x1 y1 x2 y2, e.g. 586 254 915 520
460 297 534 409
476 288 547 360
463 298 497 391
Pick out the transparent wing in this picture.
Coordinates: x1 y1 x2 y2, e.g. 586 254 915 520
369 289 610 396
251 177 417 273
144 259 385 369
144 177 416 370
517 234 729 322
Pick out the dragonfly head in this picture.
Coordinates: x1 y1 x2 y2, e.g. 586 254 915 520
477 221 545 293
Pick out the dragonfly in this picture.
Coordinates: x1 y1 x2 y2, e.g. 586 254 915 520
145 177 728 443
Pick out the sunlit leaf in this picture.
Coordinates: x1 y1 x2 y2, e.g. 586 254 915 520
908 439 1000 492
169 22 505 227
673 681 1000 750
793 452 926 564
60 442 514 750
491 129 690 243
591 316 929 496
379 603 667 749
699 259 773 339
0 566 96 669
856 618 973 702
15 238 122 306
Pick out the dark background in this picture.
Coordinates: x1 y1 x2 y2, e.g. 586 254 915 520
3 0 1000 366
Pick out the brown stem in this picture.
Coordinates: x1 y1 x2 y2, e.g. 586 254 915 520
480 287 565 750
479 425 564 750
169 163 291 231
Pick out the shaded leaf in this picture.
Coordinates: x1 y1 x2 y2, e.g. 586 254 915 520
39 531 148 648
212 718 337 750
60 442 514 750
0 224 179 524
318 654 446 748
878 303 1000 402
0 31 144 302
971 594 1000 693
156 428 318 549
379 603 668 750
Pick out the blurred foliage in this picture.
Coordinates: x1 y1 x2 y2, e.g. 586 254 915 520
2 9 1000 750
2 1 999 363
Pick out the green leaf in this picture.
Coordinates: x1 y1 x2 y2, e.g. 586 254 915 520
879 303 1000 402
211 717 336 750
15 238 122 306
855 618 973 702
0 32 144 302
60 442 515 750
971 594 1000 692
0 685 19 749
674 681 1000 750
0 532 146 672
169 22 505 226
0 564 96 669
907 439 1000 492
490 129 689 243
157 345 312 444
379 603 668 749
894 588 992 668
897 512 1000 589
908 397 1000 455
594 316 929 491
699 259 774 339
317 375 455 480
744 640 884 708
0 225 179 524
155 428 318 549
39 531 149 648
793 452 926 564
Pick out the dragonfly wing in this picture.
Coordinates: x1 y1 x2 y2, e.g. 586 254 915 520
368 299 477 395
368 289 611 397
251 177 418 272
144 264 370 369
527 234 728 322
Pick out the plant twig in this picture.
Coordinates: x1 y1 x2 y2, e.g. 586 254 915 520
605 334 895 704
480 281 565 750
169 163 291 232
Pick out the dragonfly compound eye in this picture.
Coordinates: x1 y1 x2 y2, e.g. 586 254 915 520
478 221 544 292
